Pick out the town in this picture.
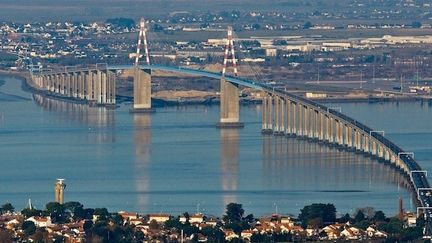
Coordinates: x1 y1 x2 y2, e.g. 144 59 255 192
0 200 425 242
2 8 432 103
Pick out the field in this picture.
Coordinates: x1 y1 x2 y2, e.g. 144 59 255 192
0 0 355 22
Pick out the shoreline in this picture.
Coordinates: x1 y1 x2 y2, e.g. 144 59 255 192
3 71 432 106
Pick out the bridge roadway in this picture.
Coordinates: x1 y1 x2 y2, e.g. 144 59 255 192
31 64 432 226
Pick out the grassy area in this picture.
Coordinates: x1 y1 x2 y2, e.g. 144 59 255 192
0 0 359 22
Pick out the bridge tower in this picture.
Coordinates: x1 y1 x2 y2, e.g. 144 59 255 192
130 17 154 113
216 26 244 128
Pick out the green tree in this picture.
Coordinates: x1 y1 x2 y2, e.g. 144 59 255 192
22 221 36 236
354 210 365 223
201 226 225 242
339 213 351 223
223 203 244 224
46 202 67 223
1 203 14 213
298 203 336 228
412 21 422 28
21 208 44 218
372 211 386 222
303 21 313 29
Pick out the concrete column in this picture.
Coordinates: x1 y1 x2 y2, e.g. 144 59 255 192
292 102 297 136
336 119 340 144
94 71 102 103
285 100 291 135
47 75 52 92
108 71 116 104
101 71 107 103
63 74 68 96
344 125 350 147
75 72 84 99
280 98 285 133
308 108 314 139
217 76 242 127
371 140 377 156
85 71 94 101
267 95 273 131
262 96 267 131
71 73 76 97
385 149 390 161
319 112 324 141
315 110 319 139
363 134 369 153
54 74 59 93
274 96 280 133
58 74 64 95
303 106 309 138
339 122 344 145
328 117 334 143
378 144 384 159
81 72 87 99
298 104 303 137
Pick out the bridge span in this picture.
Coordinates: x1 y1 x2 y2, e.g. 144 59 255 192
25 23 432 231
28 64 431 208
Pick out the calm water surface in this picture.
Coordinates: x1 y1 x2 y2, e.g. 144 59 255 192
1 76 431 217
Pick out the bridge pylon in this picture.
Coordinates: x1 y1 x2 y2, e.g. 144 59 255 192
216 26 244 128
130 17 154 113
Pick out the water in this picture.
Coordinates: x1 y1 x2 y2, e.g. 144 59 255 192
1 76 431 217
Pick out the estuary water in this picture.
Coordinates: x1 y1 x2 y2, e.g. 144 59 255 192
1 76 431 217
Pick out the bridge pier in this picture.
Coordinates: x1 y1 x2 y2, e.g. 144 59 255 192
285 100 293 136
319 112 324 141
262 95 273 134
130 68 154 113
107 71 116 105
78 72 85 99
290 101 297 137
217 78 243 128
83 71 94 101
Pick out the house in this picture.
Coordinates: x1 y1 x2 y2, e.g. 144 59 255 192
224 230 239 241
241 230 254 240
189 213 204 224
148 214 170 223
26 216 53 227
118 211 138 221
321 224 342 240
341 226 362 240
366 226 388 238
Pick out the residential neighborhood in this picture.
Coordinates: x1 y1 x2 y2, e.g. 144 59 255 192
0 202 425 242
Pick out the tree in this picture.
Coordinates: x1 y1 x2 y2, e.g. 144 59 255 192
298 203 336 228
106 18 135 29
339 213 351 223
303 21 313 29
412 21 422 28
223 203 244 224
21 208 44 218
22 221 36 236
202 226 225 242
354 210 365 223
372 211 386 222
1 203 14 213
46 202 67 223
